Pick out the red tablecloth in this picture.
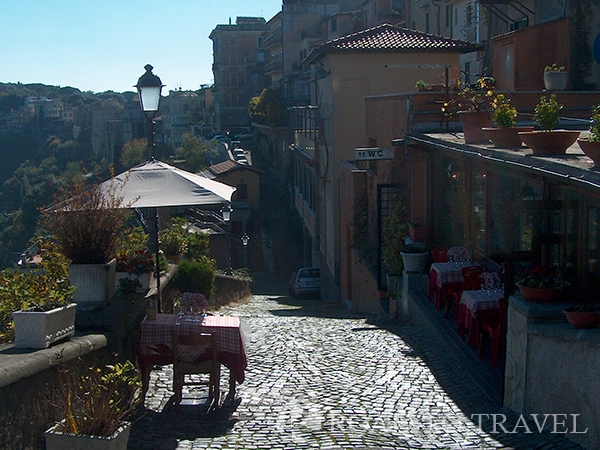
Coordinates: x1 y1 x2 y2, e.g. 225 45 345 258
429 262 476 309
458 289 502 348
139 313 247 383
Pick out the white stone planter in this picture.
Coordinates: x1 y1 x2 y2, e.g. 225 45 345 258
400 251 429 274
45 421 130 450
69 259 116 311
543 71 568 91
12 303 76 349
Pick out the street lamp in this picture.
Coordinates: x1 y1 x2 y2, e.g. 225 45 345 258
135 64 164 161
135 64 164 309
221 205 233 275
241 233 249 268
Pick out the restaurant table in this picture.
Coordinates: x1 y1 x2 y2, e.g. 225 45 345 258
457 289 503 348
138 313 248 401
429 261 476 310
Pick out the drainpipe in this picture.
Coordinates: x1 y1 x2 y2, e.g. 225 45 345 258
431 0 441 35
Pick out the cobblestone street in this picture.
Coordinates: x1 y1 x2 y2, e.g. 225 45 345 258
128 279 583 450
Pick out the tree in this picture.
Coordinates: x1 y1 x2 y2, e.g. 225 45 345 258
176 133 207 172
248 88 288 127
120 138 147 169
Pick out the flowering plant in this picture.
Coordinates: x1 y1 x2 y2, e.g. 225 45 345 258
516 266 564 290
492 94 517 128
116 249 154 276
442 77 495 116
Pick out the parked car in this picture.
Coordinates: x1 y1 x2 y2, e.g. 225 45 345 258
235 130 253 140
235 154 248 164
289 267 321 298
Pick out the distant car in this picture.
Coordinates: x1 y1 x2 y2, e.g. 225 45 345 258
235 130 253 140
235 154 248 164
289 267 321 298
231 140 243 149
233 148 245 157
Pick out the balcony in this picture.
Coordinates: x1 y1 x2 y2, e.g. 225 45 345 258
263 30 282 49
264 59 283 74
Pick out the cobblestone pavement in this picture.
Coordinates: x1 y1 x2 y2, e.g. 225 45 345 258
128 286 583 449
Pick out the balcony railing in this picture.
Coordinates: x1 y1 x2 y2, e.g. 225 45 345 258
290 105 319 144
265 59 283 73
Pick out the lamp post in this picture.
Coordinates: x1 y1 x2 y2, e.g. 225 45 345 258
221 205 232 275
135 65 164 308
241 233 249 268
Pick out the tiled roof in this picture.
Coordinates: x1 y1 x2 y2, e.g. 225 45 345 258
206 159 264 177
305 24 481 63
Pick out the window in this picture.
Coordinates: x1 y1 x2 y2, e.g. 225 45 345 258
257 36 264 48
446 5 452 29
331 18 337 33
425 11 430 32
251 73 259 83
230 72 238 86
258 51 265 62
229 52 238 65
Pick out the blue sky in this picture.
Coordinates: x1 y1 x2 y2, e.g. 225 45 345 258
0 0 282 93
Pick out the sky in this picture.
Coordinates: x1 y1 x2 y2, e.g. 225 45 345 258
0 0 282 94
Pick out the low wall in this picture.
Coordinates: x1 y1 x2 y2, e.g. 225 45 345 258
505 295 600 449
0 287 147 450
214 274 252 307
0 266 251 449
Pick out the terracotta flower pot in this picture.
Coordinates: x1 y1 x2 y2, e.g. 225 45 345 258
563 307 600 329
518 130 580 155
517 284 563 303
577 138 600 167
458 111 492 144
482 126 534 148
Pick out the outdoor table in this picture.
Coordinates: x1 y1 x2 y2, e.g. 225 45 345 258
457 289 503 348
429 261 476 310
138 313 248 401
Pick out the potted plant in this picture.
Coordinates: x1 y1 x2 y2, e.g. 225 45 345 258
515 266 565 303
3 242 77 349
45 359 142 450
543 63 568 91
415 80 431 92
442 77 495 144
481 94 533 148
408 222 428 242
382 193 409 278
400 244 429 274
40 178 131 311
159 218 189 263
577 102 600 167
518 94 580 155
563 302 600 329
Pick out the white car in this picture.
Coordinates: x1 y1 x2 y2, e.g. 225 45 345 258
289 267 321 298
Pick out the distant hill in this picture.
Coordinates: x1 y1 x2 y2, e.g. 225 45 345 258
0 82 135 114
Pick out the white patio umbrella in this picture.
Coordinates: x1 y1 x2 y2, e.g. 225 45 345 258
105 159 236 208
101 159 236 307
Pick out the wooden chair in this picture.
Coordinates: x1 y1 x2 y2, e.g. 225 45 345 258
445 266 484 322
136 333 173 398
172 331 220 409
478 297 505 367
431 248 450 262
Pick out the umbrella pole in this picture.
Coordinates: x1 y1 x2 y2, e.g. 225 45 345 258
153 208 161 310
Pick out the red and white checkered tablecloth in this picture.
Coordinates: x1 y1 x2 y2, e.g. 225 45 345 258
430 262 475 288
460 289 503 316
140 313 244 354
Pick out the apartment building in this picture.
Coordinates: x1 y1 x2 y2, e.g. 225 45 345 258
209 17 270 133
161 88 212 149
